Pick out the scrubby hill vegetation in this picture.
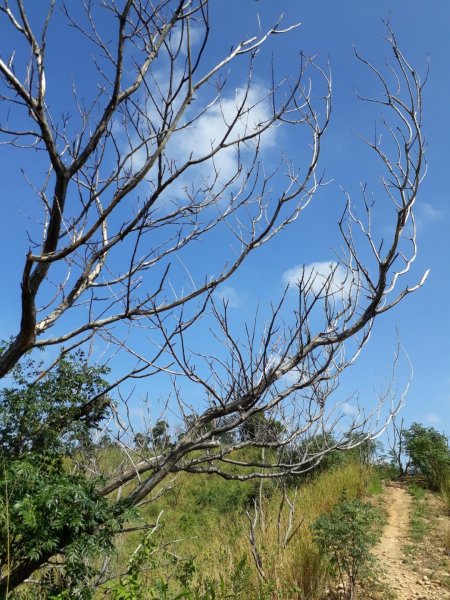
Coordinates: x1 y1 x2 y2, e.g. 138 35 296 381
1 353 450 599
100 421 449 600
104 460 381 599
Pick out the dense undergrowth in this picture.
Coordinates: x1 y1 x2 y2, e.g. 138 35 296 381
6 414 450 599
95 459 383 600
101 429 450 600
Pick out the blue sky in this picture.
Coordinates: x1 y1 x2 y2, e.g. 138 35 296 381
0 0 449 441
221 0 450 435
231 0 450 435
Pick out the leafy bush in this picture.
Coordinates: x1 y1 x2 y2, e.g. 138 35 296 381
2 459 137 598
0 350 110 457
312 495 382 599
112 531 251 600
403 423 450 490
0 352 130 598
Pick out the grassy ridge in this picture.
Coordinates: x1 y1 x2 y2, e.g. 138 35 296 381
100 461 379 599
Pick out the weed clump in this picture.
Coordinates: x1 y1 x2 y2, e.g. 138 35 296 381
312 494 382 599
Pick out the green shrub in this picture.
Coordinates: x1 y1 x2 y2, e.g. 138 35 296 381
0 353 132 598
112 541 250 600
403 423 450 490
312 494 381 599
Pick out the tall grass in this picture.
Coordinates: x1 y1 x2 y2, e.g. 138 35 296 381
440 472 450 514
99 461 375 599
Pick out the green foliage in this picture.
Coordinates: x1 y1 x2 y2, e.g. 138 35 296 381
312 494 382 599
283 434 381 485
403 423 450 490
134 421 172 453
151 420 171 449
0 347 385 598
134 432 150 450
1 454 127 598
440 474 450 513
0 350 110 457
111 527 251 600
105 459 375 599
346 435 381 466
302 433 344 473
112 526 159 600
0 352 129 598
407 484 430 544
239 413 284 443
373 462 399 483
190 478 257 514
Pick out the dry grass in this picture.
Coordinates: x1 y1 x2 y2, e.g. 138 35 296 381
444 526 450 556
98 461 374 598
441 474 450 514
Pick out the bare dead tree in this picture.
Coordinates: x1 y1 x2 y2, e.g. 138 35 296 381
0 0 427 592
246 479 303 579
387 415 410 476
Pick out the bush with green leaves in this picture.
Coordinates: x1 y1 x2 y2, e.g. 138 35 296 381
0 352 131 598
2 457 113 597
0 350 110 457
112 526 251 600
312 495 382 599
403 423 450 490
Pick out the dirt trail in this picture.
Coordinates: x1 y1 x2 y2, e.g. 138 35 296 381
373 483 449 599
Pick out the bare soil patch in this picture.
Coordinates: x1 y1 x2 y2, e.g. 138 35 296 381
370 483 450 599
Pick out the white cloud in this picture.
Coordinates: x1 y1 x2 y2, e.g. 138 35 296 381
213 285 240 308
282 366 305 386
341 402 359 416
426 413 442 425
118 82 278 206
171 84 277 186
261 352 314 388
168 26 203 57
282 261 355 299
417 202 445 229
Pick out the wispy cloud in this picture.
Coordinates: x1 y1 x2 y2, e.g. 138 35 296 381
416 201 445 229
119 82 278 205
213 285 241 308
282 261 355 299
426 413 442 425
171 84 277 186
168 26 203 57
341 402 359 416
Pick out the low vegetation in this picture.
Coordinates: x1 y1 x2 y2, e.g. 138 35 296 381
5 443 384 599
407 484 430 543
100 461 383 600
313 495 382 600
2 357 450 598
